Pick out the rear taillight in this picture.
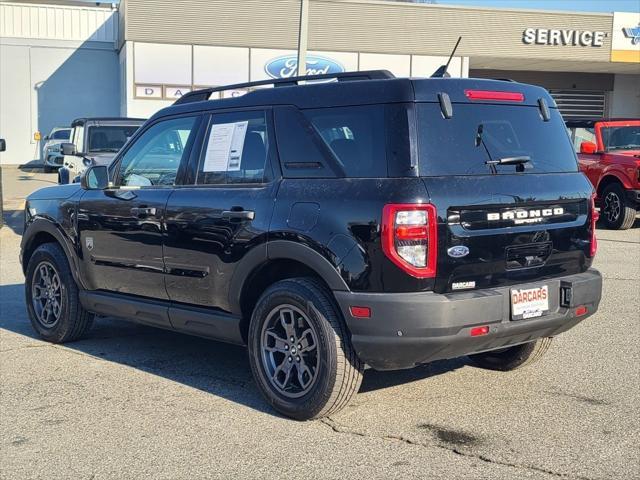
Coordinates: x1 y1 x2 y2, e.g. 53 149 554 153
382 204 438 278
464 90 525 102
589 193 599 258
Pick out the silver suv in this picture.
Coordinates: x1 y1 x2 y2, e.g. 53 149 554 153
58 117 144 183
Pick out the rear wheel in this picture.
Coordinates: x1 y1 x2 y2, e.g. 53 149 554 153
248 278 363 420
25 243 93 343
601 183 636 230
468 338 553 371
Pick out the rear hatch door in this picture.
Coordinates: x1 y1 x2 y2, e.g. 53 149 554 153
416 85 595 294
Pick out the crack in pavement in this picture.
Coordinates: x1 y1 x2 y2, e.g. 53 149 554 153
320 417 597 480
0 344 51 354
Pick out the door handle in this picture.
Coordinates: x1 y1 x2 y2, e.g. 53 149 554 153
222 210 255 221
130 207 157 217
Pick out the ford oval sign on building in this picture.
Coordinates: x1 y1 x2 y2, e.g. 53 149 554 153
264 55 344 80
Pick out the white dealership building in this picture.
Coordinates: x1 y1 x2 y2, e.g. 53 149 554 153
1 0 639 165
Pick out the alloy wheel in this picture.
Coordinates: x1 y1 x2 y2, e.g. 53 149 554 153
31 261 63 328
260 305 320 398
604 191 621 223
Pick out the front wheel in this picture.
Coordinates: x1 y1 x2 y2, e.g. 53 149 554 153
25 243 93 343
248 278 363 420
468 338 553 371
601 183 636 230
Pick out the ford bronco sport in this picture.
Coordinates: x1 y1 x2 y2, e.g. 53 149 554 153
567 118 640 230
21 71 602 420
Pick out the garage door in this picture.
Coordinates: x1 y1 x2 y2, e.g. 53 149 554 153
549 90 607 120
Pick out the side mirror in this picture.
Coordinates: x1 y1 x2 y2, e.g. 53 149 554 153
81 165 109 190
580 141 597 155
61 142 77 156
0 138 5 152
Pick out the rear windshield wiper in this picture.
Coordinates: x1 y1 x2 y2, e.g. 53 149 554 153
485 156 531 166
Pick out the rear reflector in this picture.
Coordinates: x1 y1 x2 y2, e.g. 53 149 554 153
350 306 371 318
470 326 490 337
464 90 525 102
575 305 588 317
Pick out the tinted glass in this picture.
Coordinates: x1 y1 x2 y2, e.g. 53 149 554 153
118 116 198 187
51 129 70 140
601 125 640 151
418 104 578 176
304 105 387 177
87 125 140 153
198 111 269 185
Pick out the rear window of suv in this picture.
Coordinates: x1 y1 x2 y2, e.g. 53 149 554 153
417 104 578 176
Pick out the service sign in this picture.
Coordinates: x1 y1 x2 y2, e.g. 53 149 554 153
264 55 344 80
522 28 606 47
611 12 640 63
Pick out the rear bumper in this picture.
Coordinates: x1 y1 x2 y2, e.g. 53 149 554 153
335 269 602 371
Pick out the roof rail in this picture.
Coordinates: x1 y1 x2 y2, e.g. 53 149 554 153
173 70 395 105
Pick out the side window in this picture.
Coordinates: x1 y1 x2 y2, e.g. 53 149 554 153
303 105 387 177
572 127 595 152
198 111 270 185
72 126 84 153
118 116 199 187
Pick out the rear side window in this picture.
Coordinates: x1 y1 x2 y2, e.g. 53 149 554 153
418 104 578 176
198 111 270 185
303 105 387 177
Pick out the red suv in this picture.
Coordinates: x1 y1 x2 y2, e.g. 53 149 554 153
567 119 640 230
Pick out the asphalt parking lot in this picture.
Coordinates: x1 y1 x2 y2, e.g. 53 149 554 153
1 166 639 480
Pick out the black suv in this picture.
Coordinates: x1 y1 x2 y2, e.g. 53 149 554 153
21 71 602 420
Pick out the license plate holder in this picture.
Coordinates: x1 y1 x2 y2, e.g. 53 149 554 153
510 285 549 320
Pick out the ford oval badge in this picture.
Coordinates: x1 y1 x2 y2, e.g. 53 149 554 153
447 246 469 258
264 55 344 80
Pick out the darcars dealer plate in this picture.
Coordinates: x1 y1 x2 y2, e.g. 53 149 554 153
511 285 549 320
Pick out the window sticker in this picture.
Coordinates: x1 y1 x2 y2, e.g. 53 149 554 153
203 121 248 172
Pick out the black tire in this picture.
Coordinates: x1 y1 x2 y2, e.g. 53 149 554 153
601 183 636 230
25 243 93 343
43 165 52 173
468 338 553 371
248 278 363 420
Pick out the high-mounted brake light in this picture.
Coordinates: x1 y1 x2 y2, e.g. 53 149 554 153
464 90 525 102
382 204 438 278
589 193 598 258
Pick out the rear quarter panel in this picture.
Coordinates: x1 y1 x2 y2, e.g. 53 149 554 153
270 178 433 293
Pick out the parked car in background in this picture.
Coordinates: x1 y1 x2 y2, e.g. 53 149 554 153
58 117 145 183
42 127 71 173
567 118 640 230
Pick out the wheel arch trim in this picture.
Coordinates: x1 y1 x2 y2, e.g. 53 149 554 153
228 240 349 316
21 218 85 289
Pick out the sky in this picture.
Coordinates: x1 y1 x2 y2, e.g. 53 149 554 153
431 0 640 13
